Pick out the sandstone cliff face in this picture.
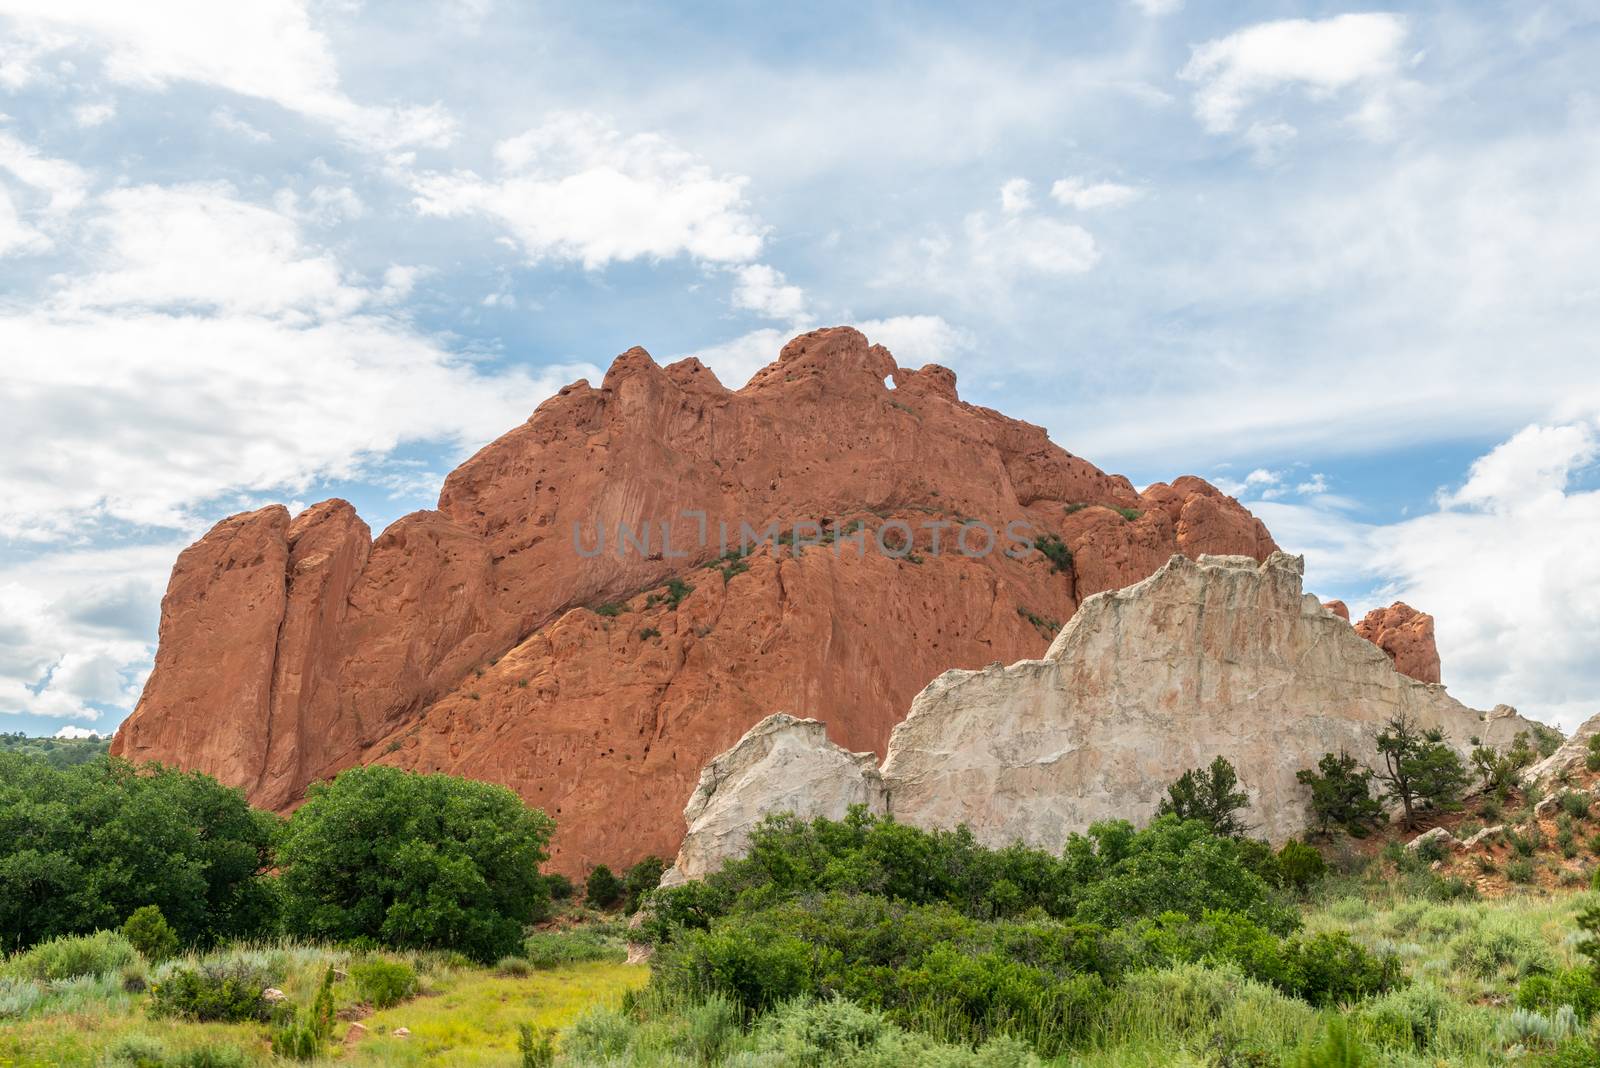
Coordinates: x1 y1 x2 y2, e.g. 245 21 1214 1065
668 553 1544 877
1355 602 1442 685
115 326 1285 873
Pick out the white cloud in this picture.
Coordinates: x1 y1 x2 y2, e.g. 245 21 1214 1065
64 183 366 319
411 111 765 269
54 725 103 739
0 187 47 256
731 263 807 321
0 542 173 722
1050 177 1141 210
1243 120 1298 163
964 209 1099 276
1181 13 1410 134
1129 0 1182 15
211 106 273 144
999 177 1034 215
72 100 116 127
853 315 970 369
682 327 786 390
0 0 453 150
0 181 601 540
0 131 90 216
1252 419 1600 731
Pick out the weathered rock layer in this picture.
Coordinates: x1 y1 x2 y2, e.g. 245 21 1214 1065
668 553 1541 878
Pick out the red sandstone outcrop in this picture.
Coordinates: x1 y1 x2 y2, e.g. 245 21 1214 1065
1355 602 1442 685
115 326 1286 874
1323 599 1350 621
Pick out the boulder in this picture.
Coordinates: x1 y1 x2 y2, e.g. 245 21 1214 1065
1457 824 1503 851
1355 602 1442 684
1525 710 1600 786
1406 826 1455 853
662 713 885 885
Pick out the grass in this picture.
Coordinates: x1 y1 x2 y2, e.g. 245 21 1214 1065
352 962 645 1066
0 938 644 1068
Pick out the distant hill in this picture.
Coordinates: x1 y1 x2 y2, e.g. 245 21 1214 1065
0 731 110 767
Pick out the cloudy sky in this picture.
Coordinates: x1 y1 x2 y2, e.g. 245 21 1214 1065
1 1 1598 739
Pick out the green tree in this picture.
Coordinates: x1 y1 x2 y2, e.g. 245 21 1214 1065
1375 711 1469 828
1297 750 1386 838
622 856 667 914
121 904 179 961
585 864 624 910
276 765 553 962
1156 756 1252 837
0 754 278 952
1471 731 1536 801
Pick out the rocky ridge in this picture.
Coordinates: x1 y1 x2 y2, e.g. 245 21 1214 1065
666 552 1542 881
113 327 1432 874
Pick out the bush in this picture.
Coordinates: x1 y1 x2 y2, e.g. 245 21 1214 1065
270 966 337 1061
1518 968 1600 1020
586 864 625 909
0 756 278 950
1277 840 1327 892
545 873 575 901
623 856 667 914
1290 1015 1371 1067
1507 858 1536 884
1156 756 1252 837
148 960 275 1022
522 928 627 968
4 929 139 980
1298 751 1386 838
276 765 554 962
672 922 813 1014
352 957 417 1008
122 906 179 963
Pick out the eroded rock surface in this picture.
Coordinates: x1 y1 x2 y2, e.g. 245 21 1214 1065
114 326 1286 873
662 714 885 885
668 553 1545 876
1355 602 1442 684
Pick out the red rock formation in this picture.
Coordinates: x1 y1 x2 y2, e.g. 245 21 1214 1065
114 327 1282 873
1355 602 1442 684
1323 599 1351 622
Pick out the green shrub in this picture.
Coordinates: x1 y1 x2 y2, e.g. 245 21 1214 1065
522 928 627 968
1031 534 1072 573
276 765 553 962
586 864 625 909
545 873 575 901
1562 792 1593 820
1507 858 1536 884
518 1022 556 1067
352 957 417 1008
1156 756 1252 837
1299 751 1386 839
102 1036 255 1068
594 602 625 617
672 922 813 1014
148 960 275 1022
623 856 667 914
1290 1015 1371 1067
121 906 179 963
1518 968 1600 1020
3 929 139 980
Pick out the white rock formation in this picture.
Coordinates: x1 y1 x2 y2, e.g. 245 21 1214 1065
661 713 885 885
665 553 1548 881
1526 710 1600 786
882 553 1538 847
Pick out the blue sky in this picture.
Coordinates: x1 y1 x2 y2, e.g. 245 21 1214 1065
1 0 1598 737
